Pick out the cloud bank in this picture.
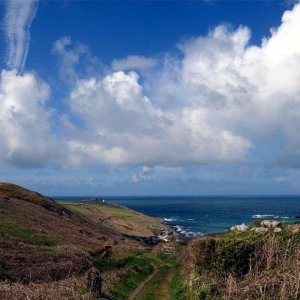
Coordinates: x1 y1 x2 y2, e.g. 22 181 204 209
4 0 38 71
2 2 300 170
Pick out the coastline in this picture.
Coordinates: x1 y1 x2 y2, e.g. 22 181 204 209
55 197 300 242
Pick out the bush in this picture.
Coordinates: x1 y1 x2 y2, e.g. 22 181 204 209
213 238 258 276
192 237 216 271
192 235 262 277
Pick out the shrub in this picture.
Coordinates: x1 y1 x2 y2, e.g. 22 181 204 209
192 234 262 277
192 237 216 271
213 238 258 276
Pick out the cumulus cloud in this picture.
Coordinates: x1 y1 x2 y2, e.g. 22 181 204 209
0 70 60 168
3 2 300 170
65 69 249 167
4 0 38 71
112 55 158 71
45 2 300 169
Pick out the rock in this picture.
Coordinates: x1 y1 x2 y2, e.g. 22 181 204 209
261 220 281 228
87 268 102 298
274 227 282 233
230 223 248 232
250 227 268 233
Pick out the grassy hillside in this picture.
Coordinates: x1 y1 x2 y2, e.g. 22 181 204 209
58 200 168 237
0 183 167 299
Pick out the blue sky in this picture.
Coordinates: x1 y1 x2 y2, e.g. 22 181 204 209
1 0 300 196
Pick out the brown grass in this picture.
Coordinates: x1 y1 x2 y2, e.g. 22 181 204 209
0 183 145 287
0 275 95 300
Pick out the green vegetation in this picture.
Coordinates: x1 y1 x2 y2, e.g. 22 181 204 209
185 225 300 299
93 251 183 300
168 267 187 300
0 221 58 246
135 265 171 300
58 200 166 236
133 253 185 300
192 232 262 276
94 251 154 299
94 254 152 272
110 263 154 300
59 201 137 217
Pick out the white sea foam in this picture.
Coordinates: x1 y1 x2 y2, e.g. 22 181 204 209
252 214 274 219
187 218 194 221
163 218 177 222
252 214 289 219
175 225 183 232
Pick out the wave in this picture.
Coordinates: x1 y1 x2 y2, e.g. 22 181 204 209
252 214 274 219
175 225 203 236
252 214 289 219
187 218 194 221
163 217 177 222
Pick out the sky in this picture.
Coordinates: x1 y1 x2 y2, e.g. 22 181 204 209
1 0 300 196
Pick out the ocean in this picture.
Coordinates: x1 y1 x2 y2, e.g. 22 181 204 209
54 196 300 236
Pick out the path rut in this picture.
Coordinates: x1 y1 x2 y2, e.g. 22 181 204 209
128 267 158 300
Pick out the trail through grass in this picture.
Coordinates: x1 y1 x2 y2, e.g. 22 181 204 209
128 252 184 300
93 251 184 300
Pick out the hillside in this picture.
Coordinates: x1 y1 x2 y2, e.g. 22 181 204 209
58 200 168 238
3 183 300 299
0 183 163 289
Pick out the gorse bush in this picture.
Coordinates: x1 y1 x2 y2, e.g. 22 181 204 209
192 235 261 277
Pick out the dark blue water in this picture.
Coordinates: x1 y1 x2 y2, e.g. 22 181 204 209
54 196 300 235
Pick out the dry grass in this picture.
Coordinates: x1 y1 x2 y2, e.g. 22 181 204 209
186 232 300 299
236 236 300 299
0 275 95 300
0 182 151 300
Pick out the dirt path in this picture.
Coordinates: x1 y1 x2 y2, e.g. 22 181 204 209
128 268 158 300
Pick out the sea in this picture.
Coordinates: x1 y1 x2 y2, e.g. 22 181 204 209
54 196 300 236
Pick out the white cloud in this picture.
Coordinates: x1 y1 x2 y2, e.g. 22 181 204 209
4 0 38 71
3 3 300 170
112 55 158 71
52 36 99 83
0 70 60 168
48 3 300 169
66 69 249 167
